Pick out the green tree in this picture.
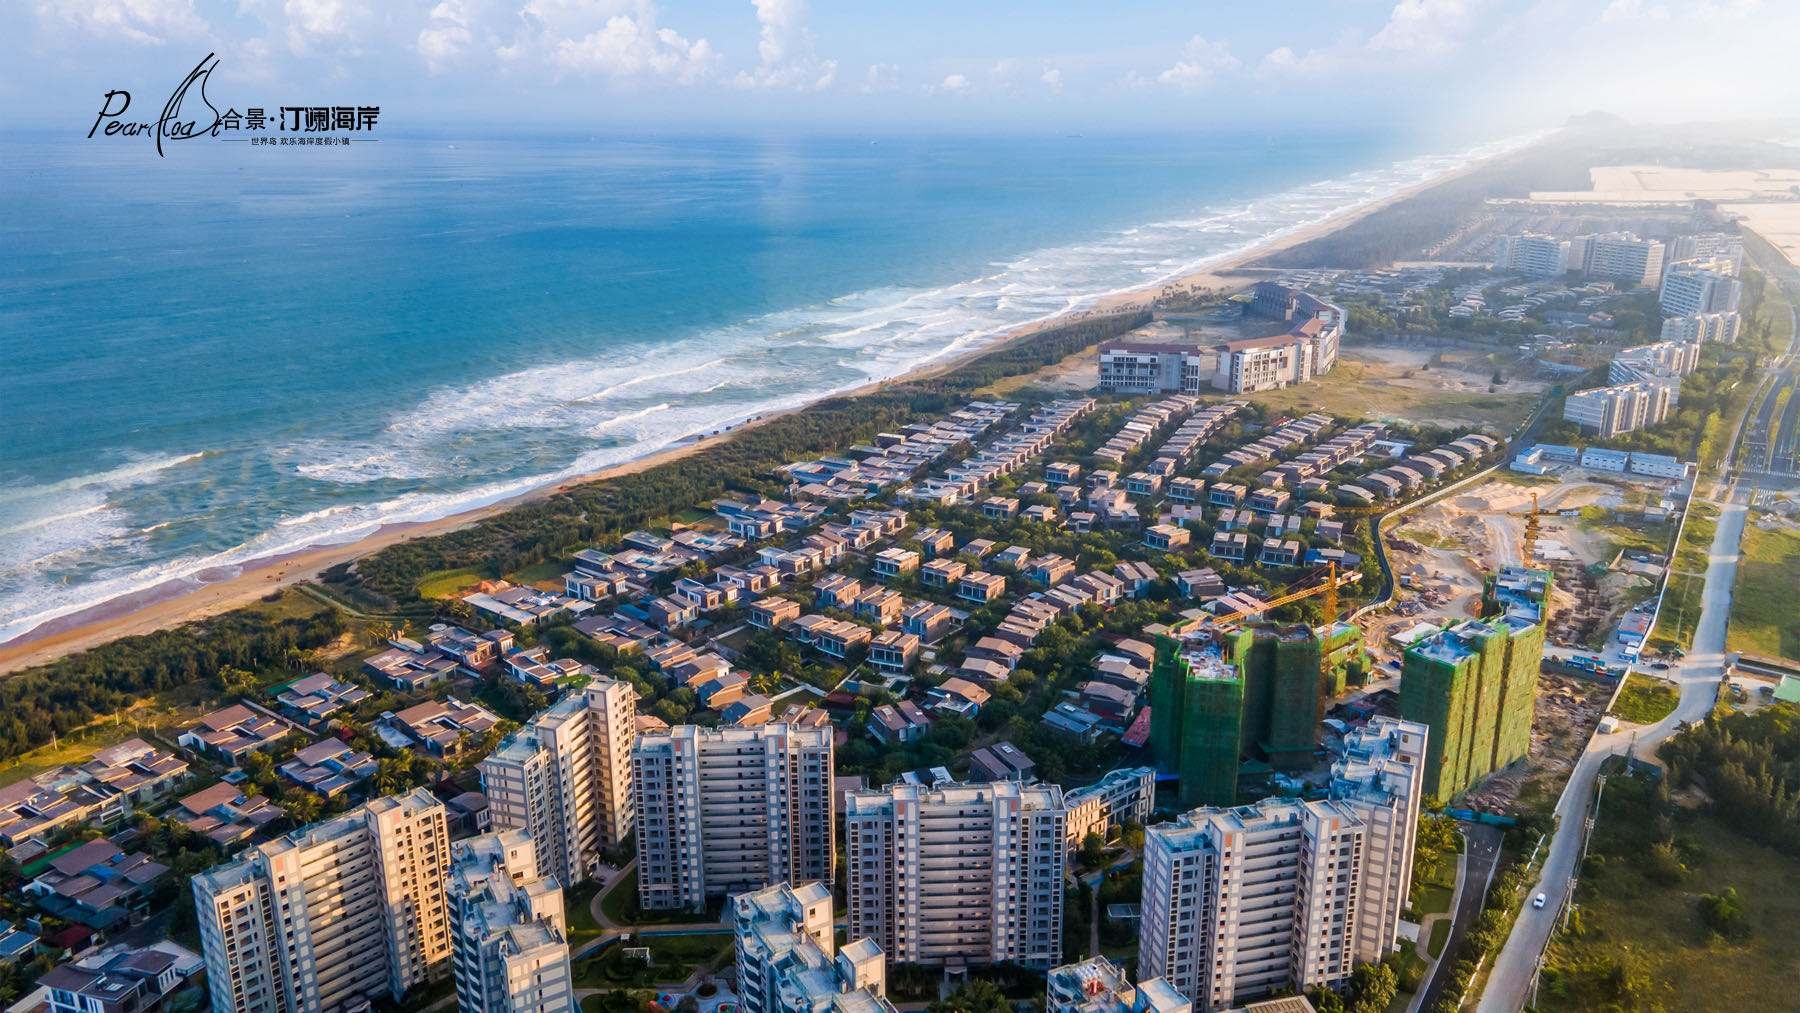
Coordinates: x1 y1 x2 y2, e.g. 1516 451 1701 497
927 978 1010 1013
1079 831 1107 869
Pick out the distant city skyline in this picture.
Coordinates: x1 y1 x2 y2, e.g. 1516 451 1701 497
9 1 1800 134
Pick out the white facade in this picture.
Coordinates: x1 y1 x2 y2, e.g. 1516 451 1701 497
1137 718 1425 1011
735 882 893 1013
480 677 638 889
1064 766 1156 851
1562 381 1675 439
1097 343 1211 395
448 830 574 1013
844 780 1067 968
1581 232 1665 287
1660 311 1740 344
1659 258 1741 316
193 789 452 1013
1609 340 1701 384
1494 233 1570 277
1046 956 1190 1013
633 723 835 912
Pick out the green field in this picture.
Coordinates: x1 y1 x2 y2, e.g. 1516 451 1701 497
1727 523 1800 662
1649 501 1719 652
572 933 733 989
416 566 487 599
1610 673 1680 725
1539 767 1800 1011
598 869 723 927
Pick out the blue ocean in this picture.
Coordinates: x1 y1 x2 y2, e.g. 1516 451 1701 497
0 129 1522 641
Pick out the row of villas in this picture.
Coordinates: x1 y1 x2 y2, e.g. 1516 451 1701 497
784 400 1017 499
902 398 1096 505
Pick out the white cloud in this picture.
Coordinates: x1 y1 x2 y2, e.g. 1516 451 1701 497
1157 34 1239 90
860 62 899 93
1040 67 1063 94
282 0 362 55
1367 0 1485 55
417 1 475 72
733 0 837 91
34 0 209 45
936 72 969 93
501 0 718 83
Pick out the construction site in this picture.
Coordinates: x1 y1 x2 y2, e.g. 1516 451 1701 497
1364 471 1672 810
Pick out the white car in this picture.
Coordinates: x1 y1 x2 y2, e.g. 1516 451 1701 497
1532 892 1547 910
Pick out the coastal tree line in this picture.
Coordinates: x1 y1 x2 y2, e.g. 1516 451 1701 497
0 312 1149 765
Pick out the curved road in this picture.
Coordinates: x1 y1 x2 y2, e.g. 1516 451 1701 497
1477 477 1748 1013
1481 274 1797 1012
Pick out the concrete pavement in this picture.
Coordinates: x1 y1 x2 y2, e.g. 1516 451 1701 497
1476 478 1747 1013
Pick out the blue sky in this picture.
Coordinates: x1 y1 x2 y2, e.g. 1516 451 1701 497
10 1 1798 135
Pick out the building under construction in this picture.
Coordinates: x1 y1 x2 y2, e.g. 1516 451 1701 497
1151 622 1350 807
1400 565 1553 799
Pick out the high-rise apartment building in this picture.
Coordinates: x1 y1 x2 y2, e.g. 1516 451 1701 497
479 677 637 889
1659 258 1741 316
734 882 893 1013
1561 380 1675 439
447 830 574 1013
1660 311 1740 345
1150 624 1342 807
1493 232 1571 277
1400 566 1550 799
1581 232 1665 287
1137 718 1424 1011
633 723 834 912
193 789 452 1013
1609 340 1701 385
843 780 1067 968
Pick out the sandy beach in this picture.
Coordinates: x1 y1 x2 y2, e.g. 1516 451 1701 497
0 143 1515 676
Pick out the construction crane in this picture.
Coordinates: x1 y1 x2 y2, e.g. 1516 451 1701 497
1512 491 1552 564
1174 562 1358 636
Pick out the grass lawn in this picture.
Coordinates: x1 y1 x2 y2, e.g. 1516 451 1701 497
507 560 570 588
1411 880 1453 919
1425 917 1452 959
567 880 604 945
599 869 723 927
572 933 733 989
1244 355 1542 431
1649 501 1719 651
1610 673 1680 725
416 566 487 599
1726 523 1800 662
1539 768 1800 1011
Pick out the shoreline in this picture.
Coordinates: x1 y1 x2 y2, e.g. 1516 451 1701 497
0 139 1525 675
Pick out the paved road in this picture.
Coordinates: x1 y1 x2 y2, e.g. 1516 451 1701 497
1414 822 1503 1012
1477 478 1749 1013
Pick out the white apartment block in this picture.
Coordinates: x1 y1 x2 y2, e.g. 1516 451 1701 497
1097 343 1209 395
1064 766 1156 852
480 677 637 889
1581 232 1665 287
1659 258 1741 316
1046 956 1190 1013
1494 232 1570 277
734 882 893 1013
448 830 574 1013
1330 717 1427 964
1562 380 1675 439
1660 311 1740 344
1138 717 1426 1012
1609 340 1701 385
193 789 452 1013
1667 232 1743 270
844 780 1066 969
633 723 834 912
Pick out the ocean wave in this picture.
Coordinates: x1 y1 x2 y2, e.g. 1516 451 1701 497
0 130 1547 646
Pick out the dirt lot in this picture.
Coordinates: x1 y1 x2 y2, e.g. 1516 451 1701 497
1249 344 1548 431
1465 670 1611 813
